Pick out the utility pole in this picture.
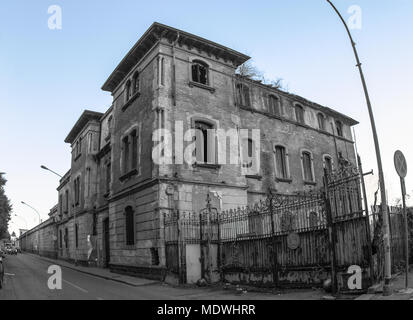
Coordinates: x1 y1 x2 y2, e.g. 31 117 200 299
326 0 392 295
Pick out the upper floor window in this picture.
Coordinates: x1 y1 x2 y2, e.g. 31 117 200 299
236 83 251 107
274 145 289 180
125 80 131 102
122 135 130 173
121 128 140 175
301 151 314 182
295 104 305 124
323 155 333 174
64 189 69 213
317 113 325 131
74 137 82 159
131 130 138 170
268 95 281 116
59 194 63 215
335 120 343 137
191 60 208 85
194 121 215 164
125 206 135 246
132 71 140 94
105 163 111 194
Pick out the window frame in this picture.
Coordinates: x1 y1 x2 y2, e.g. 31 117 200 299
273 144 291 181
236 82 251 107
294 103 305 125
268 94 281 117
191 60 209 85
335 120 344 137
317 113 326 131
323 154 334 174
300 149 315 184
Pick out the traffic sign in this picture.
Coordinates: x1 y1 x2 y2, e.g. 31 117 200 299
394 150 407 178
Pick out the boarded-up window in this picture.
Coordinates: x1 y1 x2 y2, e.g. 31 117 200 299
275 146 288 179
295 105 305 124
302 151 314 182
268 95 280 116
125 206 135 245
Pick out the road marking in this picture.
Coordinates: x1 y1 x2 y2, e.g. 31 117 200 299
63 279 88 293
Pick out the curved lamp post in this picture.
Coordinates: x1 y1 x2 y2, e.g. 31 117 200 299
21 201 42 255
326 0 391 295
40 165 63 178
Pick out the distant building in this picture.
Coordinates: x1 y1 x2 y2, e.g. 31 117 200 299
31 23 358 279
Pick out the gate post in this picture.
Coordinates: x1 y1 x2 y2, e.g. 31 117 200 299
268 189 279 286
323 169 338 294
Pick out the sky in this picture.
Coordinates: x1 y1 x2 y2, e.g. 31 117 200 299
1 0 412 235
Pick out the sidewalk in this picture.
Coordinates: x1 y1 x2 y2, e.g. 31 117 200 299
356 269 413 300
34 253 159 287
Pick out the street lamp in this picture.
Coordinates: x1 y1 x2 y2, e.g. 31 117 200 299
40 165 63 178
326 0 391 295
21 201 42 255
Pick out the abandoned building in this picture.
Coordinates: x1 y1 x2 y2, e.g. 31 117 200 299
20 22 359 283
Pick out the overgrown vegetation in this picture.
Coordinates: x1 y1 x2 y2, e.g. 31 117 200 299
235 61 285 90
0 173 12 240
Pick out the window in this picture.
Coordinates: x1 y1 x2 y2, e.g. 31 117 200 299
191 60 208 85
317 113 325 131
59 194 63 215
59 230 62 249
295 104 305 124
132 72 140 94
131 130 138 170
335 120 343 137
324 155 333 174
268 95 281 116
122 135 130 173
64 190 69 213
125 80 131 101
125 206 135 245
195 121 215 164
236 83 251 107
159 57 165 86
105 163 111 194
242 138 254 168
74 137 82 158
64 228 68 248
74 176 80 206
75 224 79 248
274 146 289 179
302 151 314 182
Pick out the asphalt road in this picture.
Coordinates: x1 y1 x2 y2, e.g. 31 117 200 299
0 253 325 300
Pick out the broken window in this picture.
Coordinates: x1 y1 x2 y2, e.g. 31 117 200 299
275 146 288 179
191 60 208 85
236 83 251 107
268 95 280 116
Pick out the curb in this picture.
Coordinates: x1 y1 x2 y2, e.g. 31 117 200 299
32 254 159 287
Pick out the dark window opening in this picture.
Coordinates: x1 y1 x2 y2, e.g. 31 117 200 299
75 224 79 248
151 248 159 266
317 113 325 131
131 130 138 170
122 136 130 173
336 120 343 137
125 80 131 101
191 61 208 85
195 121 214 164
236 83 250 107
64 228 68 248
125 206 135 246
324 156 333 174
105 163 111 194
132 72 140 94
295 105 305 124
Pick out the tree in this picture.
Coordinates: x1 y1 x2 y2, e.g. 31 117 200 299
0 173 12 239
236 61 285 90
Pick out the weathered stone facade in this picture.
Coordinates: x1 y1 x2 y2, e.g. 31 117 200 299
20 23 358 280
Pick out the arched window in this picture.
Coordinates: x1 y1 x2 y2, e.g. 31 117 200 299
268 95 281 116
236 83 251 107
301 151 314 182
125 206 135 245
132 72 140 94
191 60 208 85
317 113 325 131
274 145 289 179
194 121 215 164
125 80 131 101
323 155 333 174
335 120 343 137
295 104 305 124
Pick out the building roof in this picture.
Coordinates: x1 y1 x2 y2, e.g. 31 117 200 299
64 110 103 144
101 22 251 92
